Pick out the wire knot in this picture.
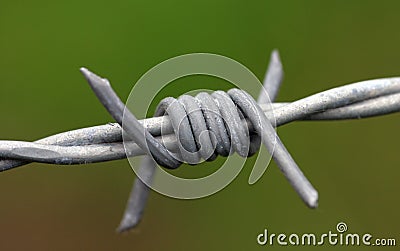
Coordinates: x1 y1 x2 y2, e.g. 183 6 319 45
150 89 264 168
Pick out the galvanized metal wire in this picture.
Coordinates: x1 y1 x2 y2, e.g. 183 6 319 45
1 50 399 232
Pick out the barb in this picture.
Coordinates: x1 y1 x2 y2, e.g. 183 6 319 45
0 51 399 233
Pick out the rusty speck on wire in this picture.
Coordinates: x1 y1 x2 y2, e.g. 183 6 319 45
0 50 399 232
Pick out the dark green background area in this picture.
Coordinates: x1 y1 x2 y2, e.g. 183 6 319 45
0 1 399 250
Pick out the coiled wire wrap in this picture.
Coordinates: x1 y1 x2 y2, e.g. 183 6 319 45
154 90 262 165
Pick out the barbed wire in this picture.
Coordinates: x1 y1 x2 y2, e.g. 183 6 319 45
1 51 399 233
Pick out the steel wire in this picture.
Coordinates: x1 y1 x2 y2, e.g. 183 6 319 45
0 51 399 233
1 79 398 168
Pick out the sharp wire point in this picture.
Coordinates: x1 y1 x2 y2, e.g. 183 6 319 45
0 52 399 232
254 50 318 206
118 156 156 232
258 49 284 104
250 49 284 185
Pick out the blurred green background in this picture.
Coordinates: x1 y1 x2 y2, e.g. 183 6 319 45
0 0 399 250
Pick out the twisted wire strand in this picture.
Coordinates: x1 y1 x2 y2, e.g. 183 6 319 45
1 78 399 168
